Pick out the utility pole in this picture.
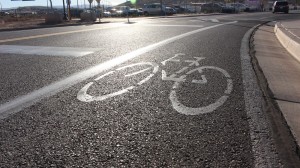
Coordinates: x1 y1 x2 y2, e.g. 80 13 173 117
0 1 2 12
160 0 163 16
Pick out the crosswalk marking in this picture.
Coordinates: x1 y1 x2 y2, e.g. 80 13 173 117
0 45 99 57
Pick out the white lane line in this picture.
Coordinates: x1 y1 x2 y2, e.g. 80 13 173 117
201 19 219 23
211 19 219 23
240 25 280 167
143 24 204 28
0 24 126 43
0 21 237 119
0 45 99 57
259 16 273 20
189 20 204 22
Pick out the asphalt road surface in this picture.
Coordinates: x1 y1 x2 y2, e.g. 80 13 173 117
0 12 299 167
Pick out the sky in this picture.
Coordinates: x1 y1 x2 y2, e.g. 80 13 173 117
1 0 125 9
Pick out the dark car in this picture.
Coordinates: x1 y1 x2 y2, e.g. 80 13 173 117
201 3 222 13
201 3 235 13
174 6 185 13
272 1 289 13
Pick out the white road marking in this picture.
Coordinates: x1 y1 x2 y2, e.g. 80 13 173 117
162 56 206 83
175 67 188 74
144 24 204 28
169 66 232 115
0 21 237 119
159 20 174 23
161 53 184 65
259 16 272 20
185 57 205 66
201 19 220 23
77 52 232 116
77 62 159 102
0 24 126 43
189 20 204 22
162 70 186 82
192 75 207 84
0 45 99 57
211 19 219 23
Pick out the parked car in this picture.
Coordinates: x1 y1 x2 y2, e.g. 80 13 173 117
221 4 236 13
272 1 289 13
103 11 111 17
0 11 10 16
128 8 140 16
143 3 166 16
229 3 248 12
173 6 185 13
107 6 130 17
108 8 118 16
201 3 222 13
201 3 235 13
137 9 144 16
165 7 176 15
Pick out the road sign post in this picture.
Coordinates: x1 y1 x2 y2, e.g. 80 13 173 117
96 0 100 22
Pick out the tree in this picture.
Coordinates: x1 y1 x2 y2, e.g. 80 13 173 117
88 0 94 9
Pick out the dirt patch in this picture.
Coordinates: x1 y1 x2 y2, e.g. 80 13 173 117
0 17 83 31
0 19 44 29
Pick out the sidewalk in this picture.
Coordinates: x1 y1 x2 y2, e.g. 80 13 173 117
253 19 300 157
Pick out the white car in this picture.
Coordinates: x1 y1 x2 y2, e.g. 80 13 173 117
142 3 166 16
103 11 111 17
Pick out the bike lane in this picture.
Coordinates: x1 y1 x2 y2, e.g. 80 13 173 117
0 21 266 167
0 20 216 106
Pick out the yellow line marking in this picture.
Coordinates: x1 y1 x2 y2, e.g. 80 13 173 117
0 25 124 43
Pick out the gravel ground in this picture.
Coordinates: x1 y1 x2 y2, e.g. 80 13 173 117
0 18 93 31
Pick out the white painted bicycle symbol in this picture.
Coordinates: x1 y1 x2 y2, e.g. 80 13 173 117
77 53 233 115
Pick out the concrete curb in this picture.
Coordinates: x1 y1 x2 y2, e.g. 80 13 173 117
241 24 281 167
274 23 300 63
